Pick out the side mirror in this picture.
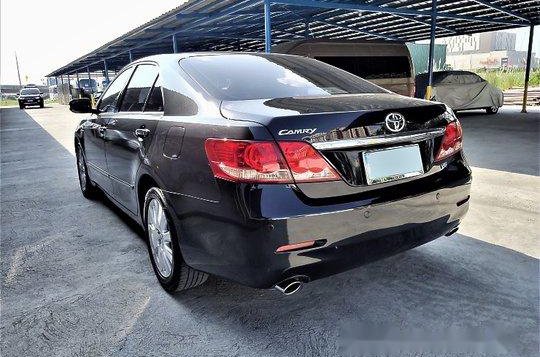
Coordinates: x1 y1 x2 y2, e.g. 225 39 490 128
69 98 99 114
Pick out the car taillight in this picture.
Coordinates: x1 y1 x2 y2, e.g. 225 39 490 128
277 142 339 182
204 139 339 183
435 120 463 162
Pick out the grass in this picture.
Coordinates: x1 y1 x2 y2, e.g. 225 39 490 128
474 68 540 91
0 99 19 107
0 98 58 107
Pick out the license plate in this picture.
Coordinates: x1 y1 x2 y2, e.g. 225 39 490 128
362 144 424 185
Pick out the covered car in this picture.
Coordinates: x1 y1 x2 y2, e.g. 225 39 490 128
415 71 503 114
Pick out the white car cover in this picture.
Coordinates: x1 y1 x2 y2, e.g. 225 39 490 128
415 71 503 111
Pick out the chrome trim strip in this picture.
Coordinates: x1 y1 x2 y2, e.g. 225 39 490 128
311 128 446 150
162 189 219 203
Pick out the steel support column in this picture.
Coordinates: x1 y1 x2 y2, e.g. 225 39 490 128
264 0 272 53
521 24 535 113
425 0 437 100
66 74 71 100
75 72 81 98
172 33 179 53
103 59 110 83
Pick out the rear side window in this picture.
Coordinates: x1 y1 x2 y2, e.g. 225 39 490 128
120 64 159 112
98 68 134 112
144 75 164 112
180 54 387 101
315 56 412 79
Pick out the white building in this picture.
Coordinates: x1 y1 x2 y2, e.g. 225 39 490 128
436 32 537 70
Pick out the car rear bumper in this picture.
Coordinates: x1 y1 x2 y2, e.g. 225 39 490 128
19 98 43 105
166 157 471 289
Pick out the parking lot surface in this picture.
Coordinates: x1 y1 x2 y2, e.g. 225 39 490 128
1 105 538 357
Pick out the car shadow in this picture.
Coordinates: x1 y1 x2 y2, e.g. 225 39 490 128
168 233 538 356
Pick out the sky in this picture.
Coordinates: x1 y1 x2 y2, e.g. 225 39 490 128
1 1 539 85
1 0 182 84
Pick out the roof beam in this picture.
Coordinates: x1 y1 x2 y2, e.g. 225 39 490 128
313 18 400 41
467 0 531 23
272 0 527 26
144 27 177 33
393 13 457 34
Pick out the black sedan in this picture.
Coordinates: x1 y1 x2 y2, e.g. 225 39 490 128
18 87 44 109
70 53 471 295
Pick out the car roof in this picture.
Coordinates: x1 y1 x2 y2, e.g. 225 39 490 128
129 52 298 66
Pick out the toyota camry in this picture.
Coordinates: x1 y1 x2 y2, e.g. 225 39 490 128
69 53 471 295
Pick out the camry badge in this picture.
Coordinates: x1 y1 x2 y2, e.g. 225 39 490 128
278 128 317 136
384 112 406 133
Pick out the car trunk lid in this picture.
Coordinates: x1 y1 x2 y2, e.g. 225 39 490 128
221 94 449 196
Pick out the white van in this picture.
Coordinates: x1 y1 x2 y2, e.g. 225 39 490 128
273 40 415 97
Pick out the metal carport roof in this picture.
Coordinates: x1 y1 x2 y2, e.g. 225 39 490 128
47 0 539 77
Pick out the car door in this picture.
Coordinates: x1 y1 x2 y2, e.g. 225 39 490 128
84 67 134 194
105 63 162 213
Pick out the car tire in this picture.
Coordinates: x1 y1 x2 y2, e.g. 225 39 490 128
486 106 499 114
40 101 44 108
19 103 24 109
144 187 208 293
76 145 99 199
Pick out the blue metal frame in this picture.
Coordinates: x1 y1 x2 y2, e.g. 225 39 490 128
264 0 272 52
273 0 529 26
103 59 109 82
172 33 179 53
426 0 437 100
48 0 537 78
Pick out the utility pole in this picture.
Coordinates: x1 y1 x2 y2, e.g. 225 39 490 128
15 52 22 88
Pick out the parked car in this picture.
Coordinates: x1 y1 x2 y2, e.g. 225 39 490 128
70 53 471 295
415 70 503 114
273 40 415 97
17 87 44 109
73 78 99 99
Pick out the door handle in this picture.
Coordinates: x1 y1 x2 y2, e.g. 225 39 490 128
135 128 151 139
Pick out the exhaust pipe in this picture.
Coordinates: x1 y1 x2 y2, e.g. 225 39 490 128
274 276 308 295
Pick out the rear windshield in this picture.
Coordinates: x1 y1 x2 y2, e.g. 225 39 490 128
315 56 412 79
20 88 40 95
180 54 387 101
78 79 97 88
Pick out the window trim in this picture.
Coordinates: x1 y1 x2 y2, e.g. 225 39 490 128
96 66 135 113
116 61 160 114
142 74 164 113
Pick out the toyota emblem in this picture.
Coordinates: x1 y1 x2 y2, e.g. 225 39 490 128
384 112 406 133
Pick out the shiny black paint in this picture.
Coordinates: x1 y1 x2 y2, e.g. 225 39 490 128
75 54 471 289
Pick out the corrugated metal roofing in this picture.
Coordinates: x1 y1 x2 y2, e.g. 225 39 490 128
47 0 539 76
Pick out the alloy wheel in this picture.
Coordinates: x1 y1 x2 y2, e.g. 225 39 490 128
147 198 173 278
77 150 87 191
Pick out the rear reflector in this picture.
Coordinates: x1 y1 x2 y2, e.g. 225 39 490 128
435 120 463 162
276 240 318 253
205 139 339 183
